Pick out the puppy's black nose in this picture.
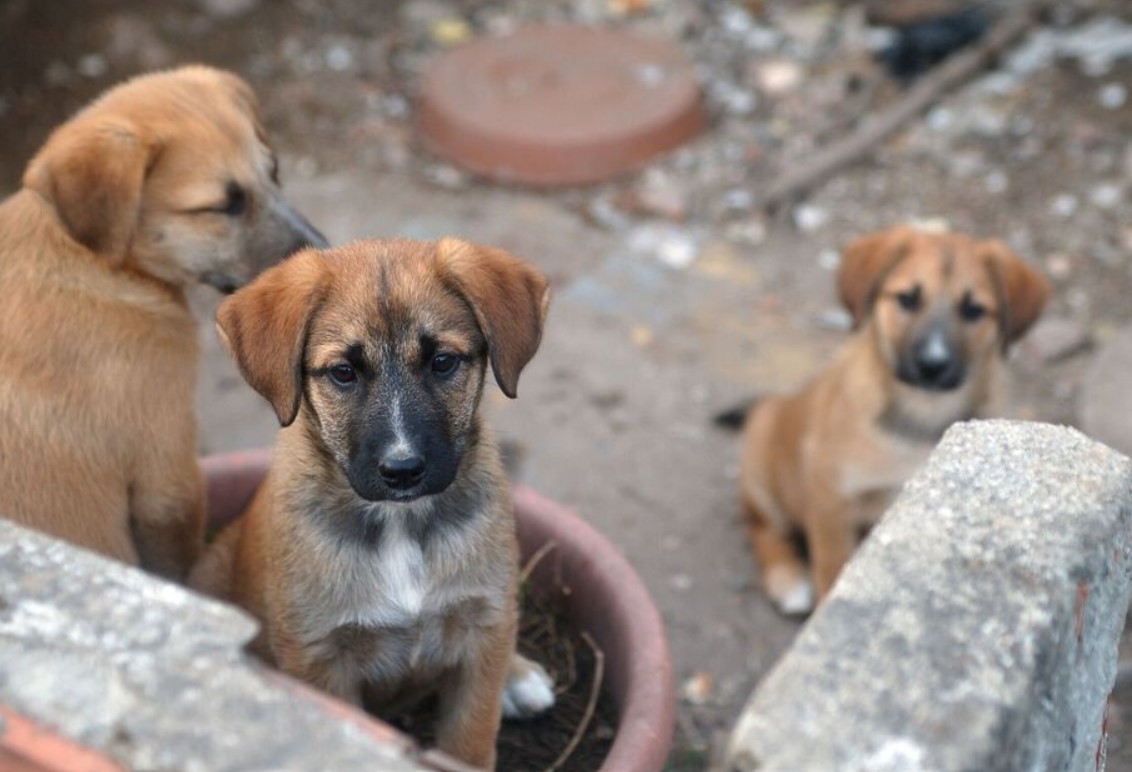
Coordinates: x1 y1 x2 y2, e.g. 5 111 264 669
915 348 951 383
911 331 962 389
379 454 426 489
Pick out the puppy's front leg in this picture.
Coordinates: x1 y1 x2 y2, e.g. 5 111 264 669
435 620 514 770
129 447 205 581
807 500 857 602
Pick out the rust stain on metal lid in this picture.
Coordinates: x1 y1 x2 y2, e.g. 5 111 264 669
418 25 705 186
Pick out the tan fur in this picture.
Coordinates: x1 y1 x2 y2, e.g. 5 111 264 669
191 239 551 769
738 226 1051 613
0 66 322 580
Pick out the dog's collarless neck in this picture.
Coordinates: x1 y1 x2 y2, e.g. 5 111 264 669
309 474 487 553
877 402 973 445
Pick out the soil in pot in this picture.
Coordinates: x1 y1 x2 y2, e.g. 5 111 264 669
384 546 619 771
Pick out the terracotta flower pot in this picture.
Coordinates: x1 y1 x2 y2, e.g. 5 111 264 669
201 450 675 772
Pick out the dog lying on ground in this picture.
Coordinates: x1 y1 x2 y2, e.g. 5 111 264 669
725 225 1050 615
0 66 325 580
190 237 556 769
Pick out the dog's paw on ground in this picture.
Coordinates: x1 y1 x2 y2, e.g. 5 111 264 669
766 565 814 617
502 659 556 720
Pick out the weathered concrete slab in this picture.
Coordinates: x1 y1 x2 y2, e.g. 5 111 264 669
0 520 432 772
727 420 1132 772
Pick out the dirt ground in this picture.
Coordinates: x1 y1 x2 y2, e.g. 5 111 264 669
3 0 1131 768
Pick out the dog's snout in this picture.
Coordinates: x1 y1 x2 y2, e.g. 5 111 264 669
278 200 329 254
906 328 964 390
914 334 951 378
378 453 426 489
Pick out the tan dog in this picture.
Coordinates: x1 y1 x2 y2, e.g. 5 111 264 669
735 226 1050 615
0 66 325 580
190 238 555 769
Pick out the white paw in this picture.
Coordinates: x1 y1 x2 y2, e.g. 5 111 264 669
773 577 815 617
501 664 555 720
765 565 815 617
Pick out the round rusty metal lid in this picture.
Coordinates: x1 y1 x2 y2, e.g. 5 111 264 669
418 25 705 186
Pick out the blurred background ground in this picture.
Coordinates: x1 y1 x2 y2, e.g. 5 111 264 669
2 0 1130 768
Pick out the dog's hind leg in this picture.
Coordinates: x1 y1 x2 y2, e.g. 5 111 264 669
742 497 813 617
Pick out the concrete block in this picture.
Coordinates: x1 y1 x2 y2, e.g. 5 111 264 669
0 520 432 772
727 420 1132 772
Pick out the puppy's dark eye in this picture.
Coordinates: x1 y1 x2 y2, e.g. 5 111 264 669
895 287 922 313
219 182 247 216
960 295 986 322
431 353 460 378
328 363 357 386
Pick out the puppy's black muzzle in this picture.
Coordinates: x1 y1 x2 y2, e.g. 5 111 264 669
281 204 329 255
898 328 966 391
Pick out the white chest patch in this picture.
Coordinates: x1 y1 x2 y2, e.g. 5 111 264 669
338 527 430 629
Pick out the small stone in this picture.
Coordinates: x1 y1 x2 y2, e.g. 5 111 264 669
1050 194 1079 218
399 0 454 31
926 106 954 132
382 94 410 119
775 3 834 51
431 18 473 46
628 222 700 269
482 11 518 36
200 0 258 18
1099 82 1127 110
724 219 768 246
722 188 755 212
681 672 714 705
608 0 656 15
720 4 755 36
752 58 804 96
76 54 108 79
587 193 633 231
1045 253 1073 280
631 325 653 347
671 573 694 591
422 164 468 189
815 308 853 332
1066 287 1089 311
818 249 841 271
325 44 354 72
716 83 758 116
984 170 1009 195
793 204 828 233
629 169 688 221
1090 183 1123 211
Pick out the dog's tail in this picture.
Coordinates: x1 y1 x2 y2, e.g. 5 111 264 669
712 398 759 431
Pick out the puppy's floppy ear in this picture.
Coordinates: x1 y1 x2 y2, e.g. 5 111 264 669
216 249 325 426
437 238 550 399
837 228 912 327
982 240 1051 346
23 120 155 267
